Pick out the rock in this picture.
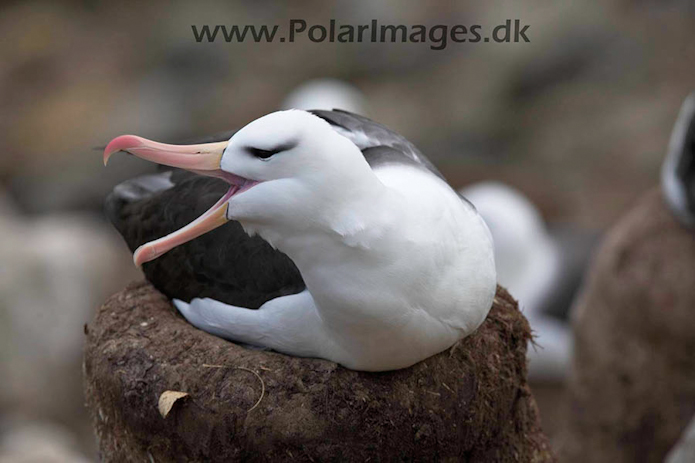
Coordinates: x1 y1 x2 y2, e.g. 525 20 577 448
84 282 555 462
561 188 695 463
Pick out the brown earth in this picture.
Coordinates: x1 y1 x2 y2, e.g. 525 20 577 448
560 188 695 462
83 282 555 462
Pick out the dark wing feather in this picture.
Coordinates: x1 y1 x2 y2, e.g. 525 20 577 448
310 109 445 179
105 173 304 308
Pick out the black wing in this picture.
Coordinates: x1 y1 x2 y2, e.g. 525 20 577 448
105 171 304 308
310 109 445 179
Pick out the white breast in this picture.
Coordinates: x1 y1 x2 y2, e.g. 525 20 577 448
302 165 497 370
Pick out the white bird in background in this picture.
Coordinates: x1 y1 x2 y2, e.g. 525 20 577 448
460 182 578 381
281 78 366 114
104 109 496 372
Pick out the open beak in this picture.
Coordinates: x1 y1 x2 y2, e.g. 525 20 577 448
104 135 240 267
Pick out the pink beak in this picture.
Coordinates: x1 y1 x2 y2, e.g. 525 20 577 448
104 135 227 170
104 134 235 267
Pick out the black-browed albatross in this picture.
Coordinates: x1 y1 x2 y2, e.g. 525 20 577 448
104 109 496 372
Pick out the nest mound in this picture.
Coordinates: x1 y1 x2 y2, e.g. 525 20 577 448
562 188 695 463
84 282 555 462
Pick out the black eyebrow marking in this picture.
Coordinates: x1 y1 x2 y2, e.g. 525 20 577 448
245 141 298 160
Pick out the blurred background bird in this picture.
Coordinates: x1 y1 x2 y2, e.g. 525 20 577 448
1 1 694 460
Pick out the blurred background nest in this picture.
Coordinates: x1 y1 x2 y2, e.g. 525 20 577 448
1 0 694 460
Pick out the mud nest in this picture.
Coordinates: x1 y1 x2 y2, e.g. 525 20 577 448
561 189 695 463
84 281 555 462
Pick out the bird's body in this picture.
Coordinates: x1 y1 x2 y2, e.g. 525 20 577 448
105 109 496 371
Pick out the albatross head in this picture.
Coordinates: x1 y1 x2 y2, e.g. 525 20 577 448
104 110 375 266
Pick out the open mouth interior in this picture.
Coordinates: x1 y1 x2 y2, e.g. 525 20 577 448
206 175 260 216
200 169 260 198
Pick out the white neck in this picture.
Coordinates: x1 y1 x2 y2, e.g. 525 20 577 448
264 174 398 271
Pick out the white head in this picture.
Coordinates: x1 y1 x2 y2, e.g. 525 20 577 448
104 110 381 265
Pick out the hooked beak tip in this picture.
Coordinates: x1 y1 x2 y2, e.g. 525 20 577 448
102 145 115 166
103 135 142 166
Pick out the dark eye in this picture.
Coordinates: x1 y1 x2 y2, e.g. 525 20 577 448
247 147 279 159
245 141 297 160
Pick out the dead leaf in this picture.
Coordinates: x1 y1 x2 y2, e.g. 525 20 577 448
158 390 189 418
